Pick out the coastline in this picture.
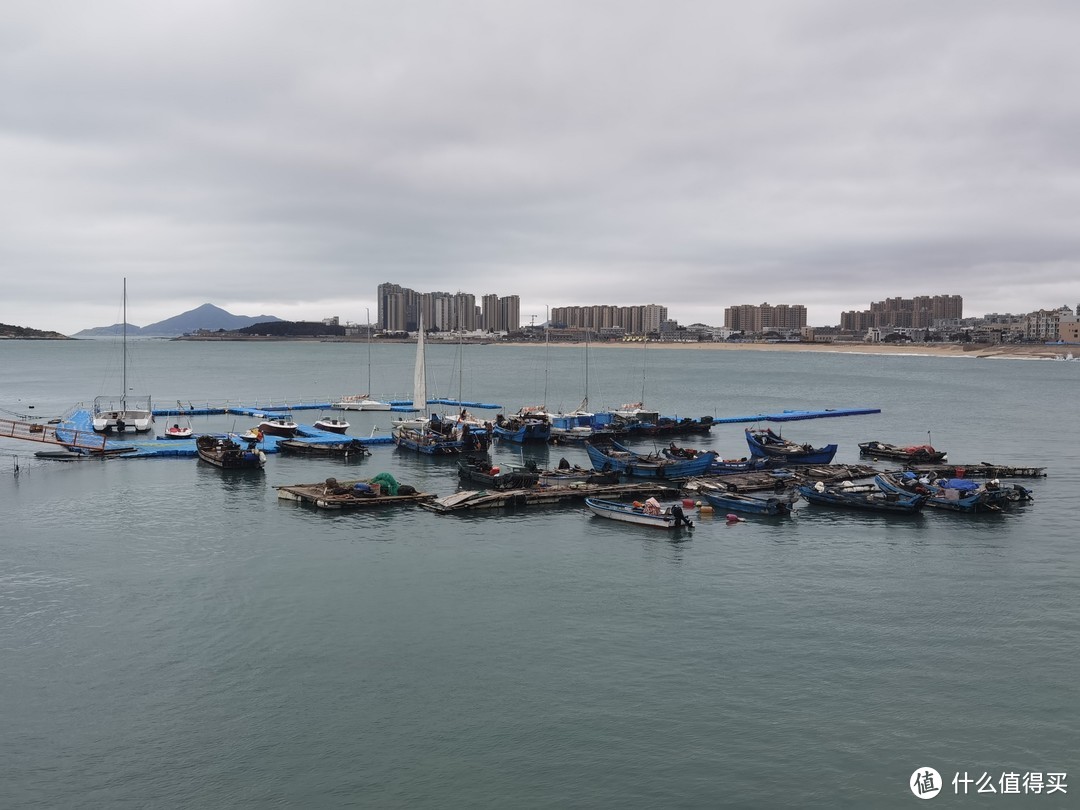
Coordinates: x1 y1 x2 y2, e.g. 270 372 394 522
166 333 1075 360
493 340 1075 361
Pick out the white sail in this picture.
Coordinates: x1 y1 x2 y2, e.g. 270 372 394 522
412 313 427 413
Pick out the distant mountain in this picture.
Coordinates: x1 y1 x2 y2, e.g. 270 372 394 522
72 304 284 337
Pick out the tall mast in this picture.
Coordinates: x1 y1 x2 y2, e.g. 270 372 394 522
365 307 372 394
543 305 550 409
122 277 127 408
640 335 647 407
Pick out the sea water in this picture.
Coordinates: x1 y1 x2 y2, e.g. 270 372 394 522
1 338 1077 808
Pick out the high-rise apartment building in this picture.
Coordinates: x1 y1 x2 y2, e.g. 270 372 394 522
724 303 807 333
841 295 962 331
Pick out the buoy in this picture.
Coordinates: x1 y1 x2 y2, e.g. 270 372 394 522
726 513 746 523
682 498 695 509
699 505 714 514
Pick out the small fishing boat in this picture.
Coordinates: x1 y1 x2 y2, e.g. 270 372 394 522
874 472 1018 512
196 435 266 469
584 497 694 529
585 440 718 479
529 460 620 486
313 417 350 434
457 456 541 490
745 428 837 465
278 438 370 458
859 440 947 463
492 408 552 443
257 416 299 438
796 480 926 513
700 488 797 516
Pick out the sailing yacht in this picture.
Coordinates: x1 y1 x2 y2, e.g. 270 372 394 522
333 310 391 410
92 279 154 433
392 315 489 454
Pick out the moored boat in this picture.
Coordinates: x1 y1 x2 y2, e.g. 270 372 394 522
859 440 947 463
584 497 694 529
196 434 266 469
333 394 392 411
258 416 299 438
874 472 1016 512
313 417 350 434
700 488 797 516
278 438 370 458
162 422 193 439
457 456 541 490
796 480 926 513
585 440 717 479
746 428 837 465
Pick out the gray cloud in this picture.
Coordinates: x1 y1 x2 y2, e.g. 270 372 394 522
2 0 1078 333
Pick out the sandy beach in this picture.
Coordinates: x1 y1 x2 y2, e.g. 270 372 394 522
496 340 1075 361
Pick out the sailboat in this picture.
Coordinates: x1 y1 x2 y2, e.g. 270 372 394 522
392 314 489 454
333 309 391 411
92 279 154 433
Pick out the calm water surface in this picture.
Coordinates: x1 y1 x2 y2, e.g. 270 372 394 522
1 339 1078 808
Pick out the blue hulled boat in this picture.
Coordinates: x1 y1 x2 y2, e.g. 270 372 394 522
492 408 551 443
874 472 1013 513
797 481 926 513
585 440 718 479
746 428 837 465
701 489 797 516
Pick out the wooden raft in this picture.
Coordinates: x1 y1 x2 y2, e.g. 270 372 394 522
421 482 679 513
275 479 436 509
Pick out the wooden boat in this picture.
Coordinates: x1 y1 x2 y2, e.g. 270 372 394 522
393 418 491 455
585 440 718 479
874 472 1017 513
859 440 947 463
700 488 797 516
531 461 620 486
196 434 266 469
277 438 370 458
492 408 551 443
313 417 350 434
584 497 694 529
745 428 837 465
457 456 540 490
162 422 193 439
275 475 434 509
663 444 771 474
796 481 926 513
258 416 299 438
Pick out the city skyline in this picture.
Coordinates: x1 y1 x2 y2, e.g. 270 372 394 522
4 3 1080 334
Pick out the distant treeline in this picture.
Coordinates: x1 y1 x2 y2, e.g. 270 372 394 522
236 321 346 337
0 323 70 339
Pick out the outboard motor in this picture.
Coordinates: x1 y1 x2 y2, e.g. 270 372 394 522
670 503 693 528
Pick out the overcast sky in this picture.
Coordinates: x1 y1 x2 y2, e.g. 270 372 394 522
3 1 1079 333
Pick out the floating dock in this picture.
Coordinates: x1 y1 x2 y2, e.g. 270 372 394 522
711 407 882 424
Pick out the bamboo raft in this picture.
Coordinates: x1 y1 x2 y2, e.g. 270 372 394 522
275 479 435 509
421 482 680 513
